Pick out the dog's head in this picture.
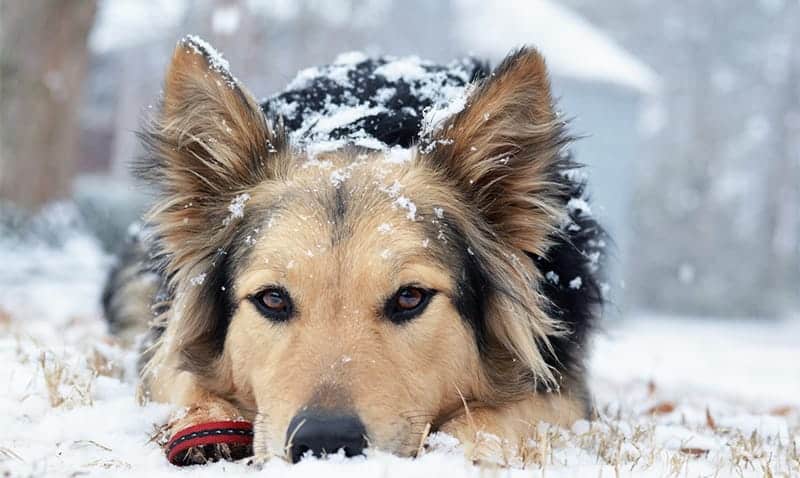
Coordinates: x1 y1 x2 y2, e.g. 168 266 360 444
142 37 570 459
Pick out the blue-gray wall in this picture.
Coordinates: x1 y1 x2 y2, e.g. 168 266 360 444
553 78 646 318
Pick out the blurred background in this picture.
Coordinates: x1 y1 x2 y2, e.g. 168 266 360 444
1 0 798 320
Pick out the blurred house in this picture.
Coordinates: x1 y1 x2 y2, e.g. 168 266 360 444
456 0 661 314
78 0 660 313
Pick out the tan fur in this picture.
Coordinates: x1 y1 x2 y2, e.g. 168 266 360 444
227 158 493 457
141 39 584 462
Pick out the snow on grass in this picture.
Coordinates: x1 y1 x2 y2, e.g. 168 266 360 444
1 222 798 477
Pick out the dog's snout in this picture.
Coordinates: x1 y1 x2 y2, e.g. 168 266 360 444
286 411 367 463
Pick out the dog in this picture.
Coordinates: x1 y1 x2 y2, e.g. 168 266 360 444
103 36 605 465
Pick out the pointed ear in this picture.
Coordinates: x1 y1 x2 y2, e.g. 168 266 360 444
423 48 569 256
143 36 285 197
138 36 286 271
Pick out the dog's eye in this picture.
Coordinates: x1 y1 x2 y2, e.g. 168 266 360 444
397 288 424 310
262 290 287 310
251 287 293 322
385 286 434 323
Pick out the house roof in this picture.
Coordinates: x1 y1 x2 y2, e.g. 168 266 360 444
90 0 660 95
454 0 661 94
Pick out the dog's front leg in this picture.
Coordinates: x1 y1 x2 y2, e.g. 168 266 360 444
437 392 586 464
157 373 253 466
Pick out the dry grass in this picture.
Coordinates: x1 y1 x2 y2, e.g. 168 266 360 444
82 458 132 470
432 402 800 477
38 350 95 408
89 346 124 379
0 306 11 328
0 446 24 463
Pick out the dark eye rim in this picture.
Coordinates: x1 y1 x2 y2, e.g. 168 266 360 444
384 285 436 324
249 286 294 322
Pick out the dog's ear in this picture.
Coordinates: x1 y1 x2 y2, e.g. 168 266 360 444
137 37 289 381
423 48 568 256
150 36 285 193
422 48 572 393
139 36 287 270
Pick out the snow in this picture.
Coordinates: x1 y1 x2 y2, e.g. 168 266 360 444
189 273 207 287
453 0 661 94
211 5 241 36
1 212 798 477
419 84 471 137
373 57 429 82
567 197 592 216
313 105 387 137
393 196 417 221
373 87 396 104
329 168 351 188
545 271 560 284
223 193 251 225
382 146 412 164
569 276 583 290
333 51 369 66
183 35 236 88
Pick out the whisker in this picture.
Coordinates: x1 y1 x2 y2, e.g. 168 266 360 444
235 405 259 417
399 410 436 417
406 419 434 425
284 417 307 459
416 423 432 457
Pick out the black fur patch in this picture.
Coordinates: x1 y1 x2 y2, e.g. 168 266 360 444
262 57 489 148
328 185 351 246
454 249 491 355
532 175 606 389
420 216 493 354
188 249 237 366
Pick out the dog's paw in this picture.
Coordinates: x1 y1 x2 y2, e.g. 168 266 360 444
172 440 253 466
165 420 254 466
161 400 254 466
438 415 516 467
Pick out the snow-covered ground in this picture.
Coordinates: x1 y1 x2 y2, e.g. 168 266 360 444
1 211 798 477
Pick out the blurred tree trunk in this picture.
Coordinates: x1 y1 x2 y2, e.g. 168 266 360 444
0 0 97 210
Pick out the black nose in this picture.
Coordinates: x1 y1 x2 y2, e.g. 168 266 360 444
286 411 367 463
